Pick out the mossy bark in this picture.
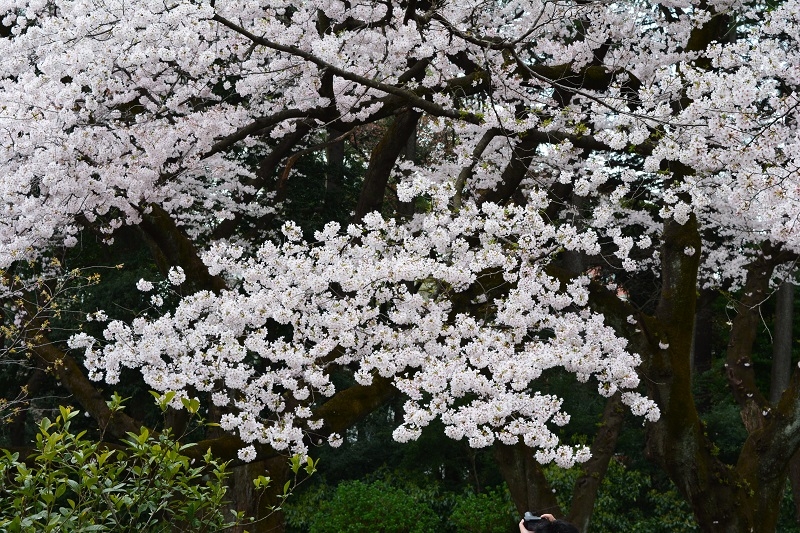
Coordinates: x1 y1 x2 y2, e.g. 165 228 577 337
642 216 757 532
641 218 796 532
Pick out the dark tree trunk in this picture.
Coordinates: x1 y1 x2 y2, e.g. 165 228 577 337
643 216 762 532
791 452 800 527
479 134 540 206
770 280 794 404
224 455 291 533
9 367 47 446
641 221 799 533
29 339 141 440
354 110 421 221
567 393 625 532
139 204 227 294
494 442 563 518
770 280 800 525
691 288 716 375
496 394 625 531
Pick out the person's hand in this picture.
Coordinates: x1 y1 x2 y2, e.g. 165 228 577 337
520 513 557 532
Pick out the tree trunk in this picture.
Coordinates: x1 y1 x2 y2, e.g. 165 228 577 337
224 455 290 533
354 110 421 221
691 288 716 376
479 134 540 206
643 216 761 532
769 279 800 525
494 442 563 518
770 280 794 404
642 222 798 532
567 393 625 532
496 394 625 531
9 367 47 446
791 453 800 527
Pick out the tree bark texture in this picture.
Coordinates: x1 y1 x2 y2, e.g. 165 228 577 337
494 442 563 518
567 393 625 532
223 455 291 533
769 279 799 524
770 280 794 404
354 109 421 221
643 216 761 532
691 288 717 375
640 221 800 532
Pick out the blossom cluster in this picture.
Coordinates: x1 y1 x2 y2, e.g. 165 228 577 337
71 188 657 462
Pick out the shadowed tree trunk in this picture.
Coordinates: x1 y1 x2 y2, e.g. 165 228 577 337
770 280 800 525
8 367 47 447
354 109 421 221
567 393 625 532
771 281 794 404
479 134 540 206
691 288 717 376
224 455 291 533
494 442 563 518
791 453 800 528
496 391 625 531
641 216 755 532
641 219 800 532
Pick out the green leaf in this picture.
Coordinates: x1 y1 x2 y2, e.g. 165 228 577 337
150 390 176 411
180 396 200 414
290 454 301 474
253 475 271 489
304 456 318 475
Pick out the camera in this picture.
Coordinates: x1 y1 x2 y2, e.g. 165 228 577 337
523 511 542 531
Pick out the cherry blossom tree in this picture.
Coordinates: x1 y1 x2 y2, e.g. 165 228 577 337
3 0 800 530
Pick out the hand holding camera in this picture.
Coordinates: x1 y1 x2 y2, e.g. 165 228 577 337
522 512 544 531
519 512 578 533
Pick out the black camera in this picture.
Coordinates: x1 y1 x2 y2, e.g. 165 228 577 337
523 511 542 531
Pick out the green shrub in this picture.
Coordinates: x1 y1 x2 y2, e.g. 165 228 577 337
308 479 440 533
0 391 323 533
0 405 239 532
776 483 800 533
448 485 516 533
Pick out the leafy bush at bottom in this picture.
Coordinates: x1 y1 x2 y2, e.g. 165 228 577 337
0 405 239 533
309 479 440 533
448 485 517 533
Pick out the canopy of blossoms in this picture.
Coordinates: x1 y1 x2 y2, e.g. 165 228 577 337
3 0 800 463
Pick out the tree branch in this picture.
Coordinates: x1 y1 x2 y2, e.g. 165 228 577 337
211 13 485 124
